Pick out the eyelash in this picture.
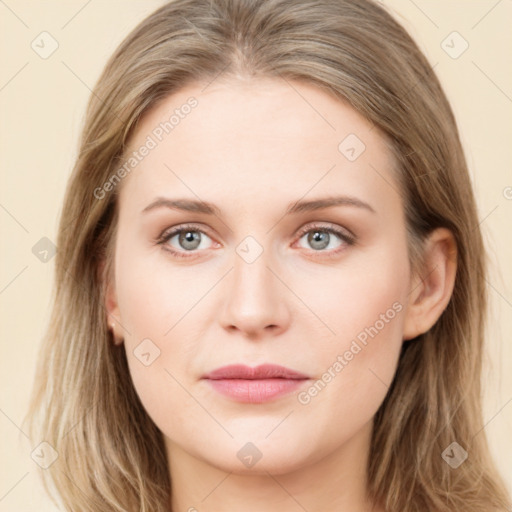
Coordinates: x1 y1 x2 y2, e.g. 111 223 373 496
156 222 356 260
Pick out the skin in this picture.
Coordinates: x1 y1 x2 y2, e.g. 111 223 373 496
105 77 456 512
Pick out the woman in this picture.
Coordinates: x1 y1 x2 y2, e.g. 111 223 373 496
25 0 512 510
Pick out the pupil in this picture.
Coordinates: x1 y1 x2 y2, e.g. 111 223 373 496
180 230 200 249
309 230 329 250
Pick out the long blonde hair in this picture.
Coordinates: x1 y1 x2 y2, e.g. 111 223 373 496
25 0 511 510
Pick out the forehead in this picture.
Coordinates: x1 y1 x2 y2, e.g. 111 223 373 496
119 78 400 216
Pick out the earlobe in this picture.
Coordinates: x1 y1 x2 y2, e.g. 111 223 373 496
100 259 123 346
106 289 123 346
403 228 457 341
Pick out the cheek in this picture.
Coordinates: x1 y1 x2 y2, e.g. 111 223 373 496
292 237 408 348
294 245 408 432
113 244 211 434
114 241 197 339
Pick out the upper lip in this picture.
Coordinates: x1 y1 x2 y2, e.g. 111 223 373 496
202 364 309 380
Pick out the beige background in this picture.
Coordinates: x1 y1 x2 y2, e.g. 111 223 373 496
1 0 511 509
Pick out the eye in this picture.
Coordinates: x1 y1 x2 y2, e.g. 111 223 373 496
295 223 355 255
156 222 356 259
156 224 215 258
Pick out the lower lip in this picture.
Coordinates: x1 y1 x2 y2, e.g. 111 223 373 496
204 378 309 403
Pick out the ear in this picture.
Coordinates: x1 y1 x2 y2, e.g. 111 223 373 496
403 227 457 341
99 258 123 346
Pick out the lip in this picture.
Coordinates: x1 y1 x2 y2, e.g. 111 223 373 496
202 364 310 403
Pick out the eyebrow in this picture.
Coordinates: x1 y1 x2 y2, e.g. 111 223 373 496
141 195 376 216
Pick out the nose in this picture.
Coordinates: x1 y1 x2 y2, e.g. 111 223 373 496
218 245 291 339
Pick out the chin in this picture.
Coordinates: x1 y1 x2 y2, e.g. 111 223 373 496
203 436 315 476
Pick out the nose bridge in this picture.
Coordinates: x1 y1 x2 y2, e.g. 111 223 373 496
233 238 272 297
219 233 290 335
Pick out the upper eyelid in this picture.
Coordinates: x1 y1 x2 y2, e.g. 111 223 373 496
296 222 354 237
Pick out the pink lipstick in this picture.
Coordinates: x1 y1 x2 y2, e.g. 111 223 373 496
202 364 310 403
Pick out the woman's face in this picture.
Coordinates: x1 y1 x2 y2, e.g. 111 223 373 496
108 78 414 475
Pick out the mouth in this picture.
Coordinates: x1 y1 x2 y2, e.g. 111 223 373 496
201 364 310 403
